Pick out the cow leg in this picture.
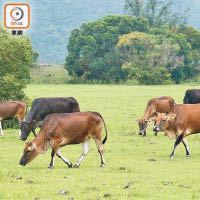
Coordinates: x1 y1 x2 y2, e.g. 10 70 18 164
94 139 106 167
48 149 56 169
0 121 3 136
143 129 147 137
56 148 72 168
154 122 157 136
169 134 184 157
182 138 190 157
74 139 90 168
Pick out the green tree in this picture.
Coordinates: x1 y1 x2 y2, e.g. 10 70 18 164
124 0 188 27
0 27 33 101
150 25 200 83
0 26 33 129
65 15 148 83
116 32 183 84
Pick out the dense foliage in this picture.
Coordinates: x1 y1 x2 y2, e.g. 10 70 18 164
150 25 200 83
0 25 33 128
65 15 149 83
0 26 33 100
66 14 200 84
116 32 183 84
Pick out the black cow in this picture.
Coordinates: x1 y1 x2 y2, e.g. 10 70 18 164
183 89 200 104
20 97 80 141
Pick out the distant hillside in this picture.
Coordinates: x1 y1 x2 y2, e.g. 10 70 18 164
0 0 199 64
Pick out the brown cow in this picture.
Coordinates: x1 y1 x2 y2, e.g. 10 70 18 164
0 101 27 136
137 96 175 136
153 104 200 157
19 112 108 168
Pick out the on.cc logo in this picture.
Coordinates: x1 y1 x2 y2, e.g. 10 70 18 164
10 7 24 21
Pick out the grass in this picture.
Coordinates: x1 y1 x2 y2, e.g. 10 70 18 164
1 84 200 200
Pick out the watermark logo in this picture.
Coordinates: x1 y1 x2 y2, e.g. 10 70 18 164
4 3 30 29
10 7 24 21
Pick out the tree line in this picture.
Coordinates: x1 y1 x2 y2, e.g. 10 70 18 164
65 0 200 84
0 25 33 128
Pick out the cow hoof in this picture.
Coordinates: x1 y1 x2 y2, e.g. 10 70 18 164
68 163 73 168
100 164 105 168
186 154 191 157
169 155 174 158
48 166 54 169
73 164 79 168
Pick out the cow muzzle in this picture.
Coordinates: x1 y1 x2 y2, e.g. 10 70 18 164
153 126 160 132
138 130 146 136
138 131 143 135
20 136 27 141
19 159 27 166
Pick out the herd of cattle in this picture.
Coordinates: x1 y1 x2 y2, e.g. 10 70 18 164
0 89 200 168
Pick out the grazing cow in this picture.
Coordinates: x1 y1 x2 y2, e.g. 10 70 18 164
183 89 200 104
0 101 27 136
153 104 200 157
137 96 175 136
20 97 80 141
19 112 108 168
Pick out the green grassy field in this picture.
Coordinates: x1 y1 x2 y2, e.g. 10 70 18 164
1 84 200 200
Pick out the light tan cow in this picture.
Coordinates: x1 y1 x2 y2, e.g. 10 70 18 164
0 101 26 136
137 96 175 136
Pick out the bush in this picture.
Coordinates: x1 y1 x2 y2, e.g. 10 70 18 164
0 25 33 129
65 15 149 83
30 65 71 84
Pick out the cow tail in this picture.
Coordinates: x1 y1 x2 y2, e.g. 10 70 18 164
93 112 108 144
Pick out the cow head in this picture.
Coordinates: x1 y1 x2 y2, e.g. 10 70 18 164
20 121 32 141
136 118 151 136
153 113 176 132
19 142 38 166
